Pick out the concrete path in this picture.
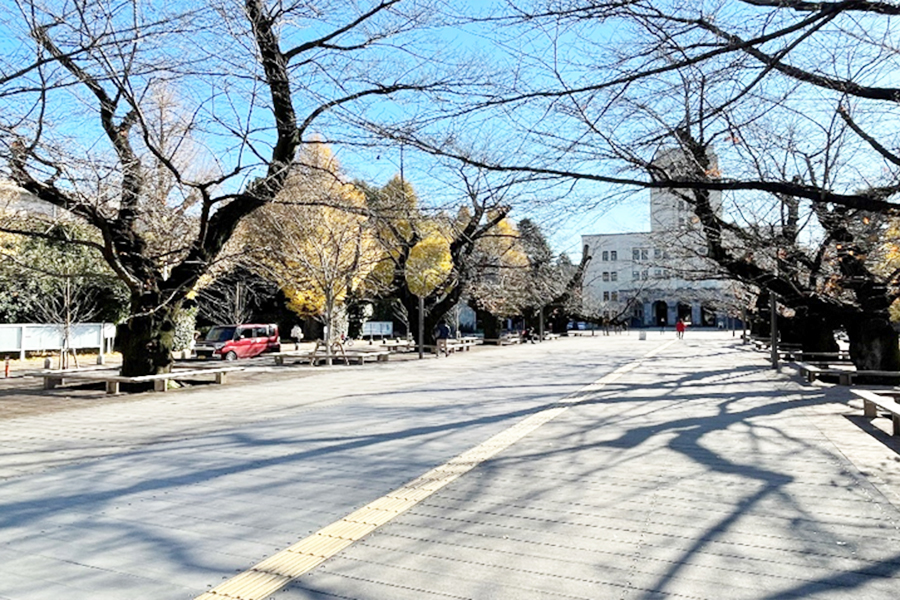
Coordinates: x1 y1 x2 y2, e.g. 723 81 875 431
1 332 899 599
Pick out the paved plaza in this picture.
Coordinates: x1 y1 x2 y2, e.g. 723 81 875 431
1 331 900 599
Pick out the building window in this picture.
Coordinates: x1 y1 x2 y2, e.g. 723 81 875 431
611 271 618 282
641 270 649 280
610 250 617 261
602 272 610 282
611 291 618 302
603 291 610 301
633 248 640 261
654 248 662 259
602 250 609 261
632 270 640 280
641 249 649 261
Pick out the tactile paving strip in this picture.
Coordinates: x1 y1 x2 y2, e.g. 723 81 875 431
195 340 677 600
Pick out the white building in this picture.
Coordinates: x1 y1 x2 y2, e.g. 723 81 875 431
581 149 727 327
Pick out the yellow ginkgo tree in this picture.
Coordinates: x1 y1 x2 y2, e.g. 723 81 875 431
363 169 513 343
247 144 382 363
406 227 453 298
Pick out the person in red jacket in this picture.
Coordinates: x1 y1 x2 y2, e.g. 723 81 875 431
675 318 686 339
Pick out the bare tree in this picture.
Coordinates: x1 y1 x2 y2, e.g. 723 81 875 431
388 1 900 368
195 265 277 326
1 0 445 375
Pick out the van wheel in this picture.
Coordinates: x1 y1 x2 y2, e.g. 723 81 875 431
224 351 237 361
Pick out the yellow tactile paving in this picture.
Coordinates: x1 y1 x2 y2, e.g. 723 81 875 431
343 506 398 526
385 487 434 502
316 520 374 541
195 340 676 600
254 552 325 577
287 533 354 556
365 495 418 513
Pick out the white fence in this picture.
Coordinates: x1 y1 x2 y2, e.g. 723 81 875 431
0 323 116 359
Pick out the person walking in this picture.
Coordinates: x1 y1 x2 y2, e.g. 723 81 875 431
435 321 451 356
291 324 303 350
675 318 686 339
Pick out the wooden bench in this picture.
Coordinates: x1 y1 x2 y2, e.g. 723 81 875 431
284 345 391 366
782 349 852 362
270 350 314 366
483 335 522 346
449 338 481 351
37 365 244 394
422 338 481 355
379 340 413 353
796 362 900 386
342 349 391 364
850 389 900 436
542 333 561 341
752 339 802 353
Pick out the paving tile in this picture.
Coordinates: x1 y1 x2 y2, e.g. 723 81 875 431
3 333 900 599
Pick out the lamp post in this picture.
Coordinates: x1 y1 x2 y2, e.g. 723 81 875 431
418 295 424 360
770 292 779 370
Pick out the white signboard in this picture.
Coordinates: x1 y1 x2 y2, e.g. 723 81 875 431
361 321 393 337
0 323 116 358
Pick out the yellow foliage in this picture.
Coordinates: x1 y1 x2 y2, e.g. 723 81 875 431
406 232 452 297
286 287 326 317
248 143 383 322
878 221 900 322
470 216 530 316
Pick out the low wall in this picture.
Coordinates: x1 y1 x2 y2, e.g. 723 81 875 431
0 323 116 359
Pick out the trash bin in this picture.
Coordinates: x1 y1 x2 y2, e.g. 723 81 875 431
639 331 646 340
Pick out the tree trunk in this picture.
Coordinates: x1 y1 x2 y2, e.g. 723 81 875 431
845 315 900 371
120 294 180 376
477 307 501 340
780 310 838 353
324 299 334 366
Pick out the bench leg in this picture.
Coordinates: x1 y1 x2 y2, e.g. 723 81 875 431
805 371 815 383
44 377 62 390
154 378 168 392
216 372 227 384
864 399 877 418
275 356 284 366
105 381 119 394
839 373 852 386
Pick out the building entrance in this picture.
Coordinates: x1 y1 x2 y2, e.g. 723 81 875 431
653 301 668 326
701 304 717 327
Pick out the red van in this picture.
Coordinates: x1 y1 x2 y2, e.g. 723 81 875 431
194 324 281 360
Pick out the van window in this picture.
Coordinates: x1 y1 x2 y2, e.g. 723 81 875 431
206 326 236 342
254 326 268 337
238 327 253 339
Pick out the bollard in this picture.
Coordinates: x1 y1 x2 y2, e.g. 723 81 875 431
639 331 646 341
4 358 9 378
43 357 52 369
